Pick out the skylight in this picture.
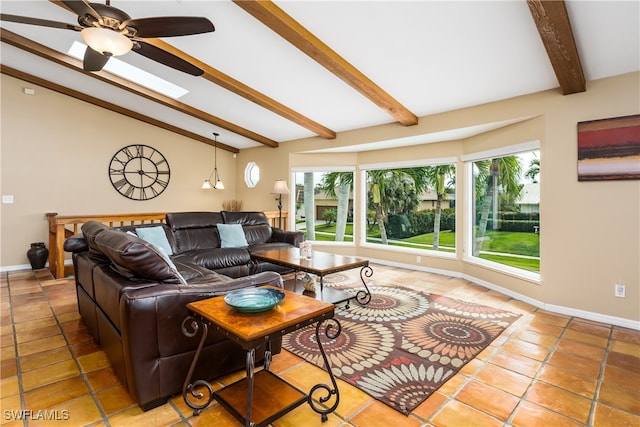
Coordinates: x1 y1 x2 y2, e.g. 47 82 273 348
67 41 188 99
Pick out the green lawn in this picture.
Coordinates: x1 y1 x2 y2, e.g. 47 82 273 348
476 231 540 257
315 223 354 235
404 230 456 247
300 223 354 242
479 253 540 272
301 223 539 272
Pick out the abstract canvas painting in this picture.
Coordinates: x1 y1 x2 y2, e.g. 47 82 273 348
577 114 640 181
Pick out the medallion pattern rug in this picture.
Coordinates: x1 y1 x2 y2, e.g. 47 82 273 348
282 279 521 415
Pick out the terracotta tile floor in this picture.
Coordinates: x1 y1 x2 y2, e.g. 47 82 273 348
1 266 639 426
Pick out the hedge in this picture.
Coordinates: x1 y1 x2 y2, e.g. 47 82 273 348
387 209 456 238
386 209 538 238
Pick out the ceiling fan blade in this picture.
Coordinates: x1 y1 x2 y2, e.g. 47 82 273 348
133 41 204 76
0 13 81 31
124 17 214 38
83 46 111 72
59 0 102 22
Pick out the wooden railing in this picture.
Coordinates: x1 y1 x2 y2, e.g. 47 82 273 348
263 210 289 230
46 210 288 279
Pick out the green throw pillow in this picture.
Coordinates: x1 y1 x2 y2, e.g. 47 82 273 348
217 223 249 248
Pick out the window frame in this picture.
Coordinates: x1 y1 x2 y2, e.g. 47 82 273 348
358 157 458 259
462 140 541 283
244 162 260 188
290 166 357 246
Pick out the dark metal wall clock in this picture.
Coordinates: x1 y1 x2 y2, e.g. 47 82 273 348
108 144 170 200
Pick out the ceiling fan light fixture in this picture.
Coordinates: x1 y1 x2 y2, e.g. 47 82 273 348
81 27 132 56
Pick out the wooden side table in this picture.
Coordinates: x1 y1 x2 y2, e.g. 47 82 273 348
182 287 341 427
250 248 373 306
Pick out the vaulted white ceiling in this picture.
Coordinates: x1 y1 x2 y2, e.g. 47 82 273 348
1 1 638 152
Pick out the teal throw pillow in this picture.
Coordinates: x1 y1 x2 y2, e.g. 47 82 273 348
218 223 249 248
135 226 173 256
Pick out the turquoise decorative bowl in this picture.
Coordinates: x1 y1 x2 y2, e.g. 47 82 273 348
224 288 285 313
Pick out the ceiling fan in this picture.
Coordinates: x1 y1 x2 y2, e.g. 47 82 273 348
0 0 214 75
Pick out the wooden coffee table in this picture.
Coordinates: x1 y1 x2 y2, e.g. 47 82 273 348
251 248 372 306
182 287 341 427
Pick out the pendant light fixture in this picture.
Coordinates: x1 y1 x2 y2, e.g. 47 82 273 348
202 132 224 190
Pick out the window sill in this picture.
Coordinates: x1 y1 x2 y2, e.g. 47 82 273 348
361 241 458 260
463 256 541 284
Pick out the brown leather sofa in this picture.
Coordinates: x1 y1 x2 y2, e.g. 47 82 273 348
63 211 304 410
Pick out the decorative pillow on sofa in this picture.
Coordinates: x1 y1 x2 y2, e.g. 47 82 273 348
135 226 173 256
93 229 186 284
81 221 111 261
221 211 273 245
217 223 249 248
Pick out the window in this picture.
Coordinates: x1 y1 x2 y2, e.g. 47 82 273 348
292 168 355 242
361 159 456 253
244 162 260 188
464 143 540 276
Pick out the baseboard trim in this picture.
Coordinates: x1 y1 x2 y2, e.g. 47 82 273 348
368 257 639 331
460 273 542 309
367 257 464 279
0 263 36 272
0 259 73 273
543 303 640 331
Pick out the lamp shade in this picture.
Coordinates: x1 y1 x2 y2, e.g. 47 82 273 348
201 180 214 189
81 27 133 56
272 180 290 195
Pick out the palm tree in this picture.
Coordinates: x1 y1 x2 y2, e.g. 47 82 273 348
381 177 420 215
526 158 540 183
424 165 455 250
367 169 390 244
473 156 522 255
366 167 429 245
319 172 354 242
303 172 315 240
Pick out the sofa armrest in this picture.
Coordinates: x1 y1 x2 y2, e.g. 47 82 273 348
120 271 282 303
184 271 283 291
63 234 89 253
270 228 305 247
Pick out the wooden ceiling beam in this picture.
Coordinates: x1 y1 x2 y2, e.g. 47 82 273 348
49 0 334 140
143 38 336 140
233 0 418 126
0 28 277 148
527 0 586 95
1 65 239 153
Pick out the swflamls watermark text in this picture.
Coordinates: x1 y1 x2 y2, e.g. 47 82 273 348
4 410 70 421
